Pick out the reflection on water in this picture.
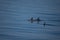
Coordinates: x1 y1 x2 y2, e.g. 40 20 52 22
0 0 60 40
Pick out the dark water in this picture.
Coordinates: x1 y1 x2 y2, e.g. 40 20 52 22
0 0 60 40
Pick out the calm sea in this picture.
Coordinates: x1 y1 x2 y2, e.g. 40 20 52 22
0 0 60 40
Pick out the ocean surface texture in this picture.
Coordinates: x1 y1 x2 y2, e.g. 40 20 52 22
0 0 60 40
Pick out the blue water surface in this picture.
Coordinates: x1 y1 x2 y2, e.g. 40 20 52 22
0 0 60 40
